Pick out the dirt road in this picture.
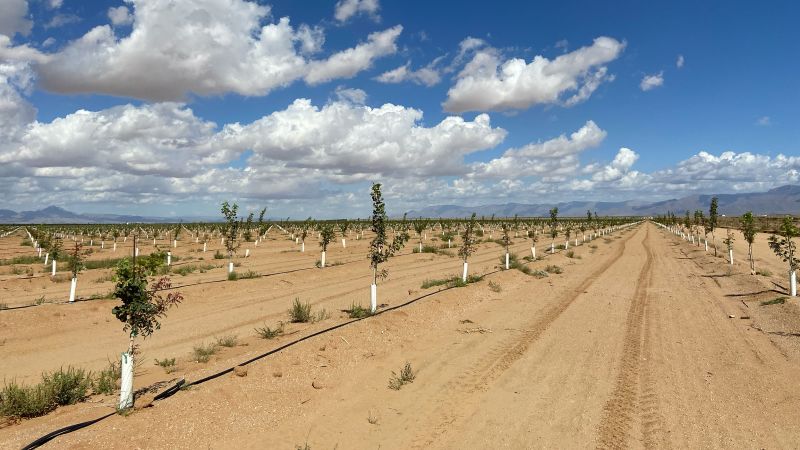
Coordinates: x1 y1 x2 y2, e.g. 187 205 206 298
3 222 800 449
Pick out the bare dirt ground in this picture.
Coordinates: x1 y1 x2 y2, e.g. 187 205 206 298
3 222 800 449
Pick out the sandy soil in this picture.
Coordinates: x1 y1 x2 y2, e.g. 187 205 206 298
2 222 800 449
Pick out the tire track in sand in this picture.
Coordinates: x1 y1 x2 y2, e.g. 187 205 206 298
411 225 642 448
596 225 663 449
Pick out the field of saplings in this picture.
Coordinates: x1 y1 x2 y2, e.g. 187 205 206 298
2 191 800 449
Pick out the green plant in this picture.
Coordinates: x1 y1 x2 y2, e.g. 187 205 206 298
192 343 218 363
289 298 313 323
388 362 416 390
761 297 787 306
756 269 772 277
707 197 719 256
227 271 239 281
154 358 176 373
740 212 756 274
213 250 225 259
0 367 92 419
768 217 799 275
94 361 121 395
215 335 238 348
67 242 84 279
368 183 409 312
346 303 372 318
545 265 563 274
255 322 285 339
531 270 549 278
565 250 575 258
221 201 241 261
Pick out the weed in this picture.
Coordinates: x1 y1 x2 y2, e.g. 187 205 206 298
93 361 121 395
34 296 48 305
288 298 313 323
192 343 218 363
367 410 379 425
531 270 549 278
0 367 92 419
255 322 285 339
154 358 177 372
545 265 563 274
93 272 115 283
412 245 440 254
0 255 38 266
0 303 6 310
488 281 502 292
84 258 125 270
565 250 574 258
213 250 225 260
227 271 238 281
346 303 372 318
761 297 787 306
388 362 416 390
215 334 238 348
238 270 260 279
756 269 772 277
314 308 330 322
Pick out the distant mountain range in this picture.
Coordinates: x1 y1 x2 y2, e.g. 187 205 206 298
2 185 799 223
0 206 218 224
405 185 800 218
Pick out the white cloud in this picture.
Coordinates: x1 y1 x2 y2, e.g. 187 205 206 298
443 36 625 113
591 147 639 181
676 54 684 68
48 0 63 9
25 0 400 101
0 61 36 145
375 57 442 86
0 0 32 37
42 37 56 47
640 71 664 91
304 25 402 85
334 0 380 23
470 120 606 179
333 86 367 104
107 6 134 26
756 116 770 126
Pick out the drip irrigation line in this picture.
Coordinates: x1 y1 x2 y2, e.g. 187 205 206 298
19 224 638 449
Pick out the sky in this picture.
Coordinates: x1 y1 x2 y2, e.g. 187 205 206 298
0 0 798 218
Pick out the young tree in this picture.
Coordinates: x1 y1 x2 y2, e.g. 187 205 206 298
564 224 572 249
693 210 704 246
243 212 254 242
257 207 267 237
319 224 335 268
221 201 240 274
48 235 63 276
707 197 719 256
413 219 427 253
549 207 559 253
500 222 511 269
768 216 799 297
740 211 757 274
112 258 183 409
528 222 538 259
339 220 350 248
67 242 84 303
300 217 313 253
723 229 735 265
368 183 408 313
459 213 478 282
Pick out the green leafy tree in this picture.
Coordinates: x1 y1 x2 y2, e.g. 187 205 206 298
243 212 254 242
368 183 408 312
67 242 84 279
549 207 559 251
768 216 799 296
707 197 719 256
111 258 183 409
459 213 478 281
319 224 335 267
740 212 756 274
221 201 241 262
257 207 267 236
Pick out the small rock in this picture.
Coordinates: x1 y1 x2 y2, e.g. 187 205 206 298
728 314 736 319
233 366 248 377
312 380 325 389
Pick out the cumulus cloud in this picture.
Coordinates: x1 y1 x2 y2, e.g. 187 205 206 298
640 72 664 91
443 36 625 113
334 0 380 23
107 6 134 26
676 54 684 68
22 0 400 101
470 120 606 179
591 147 639 181
0 0 32 37
374 57 442 86
333 86 367 104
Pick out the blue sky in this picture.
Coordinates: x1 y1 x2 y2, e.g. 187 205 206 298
0 0 798 218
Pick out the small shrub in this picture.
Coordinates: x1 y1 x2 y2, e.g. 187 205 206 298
0 367 92 419
346 303 372 318
238 270 260 279
555 244 566 250
51 274 70 283
154 358 176 372
412 245 439 254
215 334 238 348
314 308 330 322
84 258 125 270
192 343 218 363
545 265 563 274
388 362 416 390
93 361 121 395
488 281 502 292
531 270 548 278
756 269 772 277
213 250 225 260
227 271 238 281
34 296 48 305
94 272 115 283
255 322 285 339
172 265 196 276
288 298 313 323
761 297 787 306
566 250 574 258
41 367 92 406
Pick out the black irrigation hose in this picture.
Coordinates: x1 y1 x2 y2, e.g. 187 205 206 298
19 225 638 449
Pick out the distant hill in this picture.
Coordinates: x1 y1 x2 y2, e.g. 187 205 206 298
405 185 800 218
0 206 219 224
